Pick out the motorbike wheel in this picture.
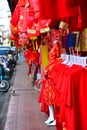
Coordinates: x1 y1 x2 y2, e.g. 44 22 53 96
0 80 10 92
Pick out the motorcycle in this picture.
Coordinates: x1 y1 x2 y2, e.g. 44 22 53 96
0 60 10 92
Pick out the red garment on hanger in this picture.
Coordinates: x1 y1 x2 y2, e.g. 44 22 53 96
78 68 87 130
18 6 27 32
55 64 87 130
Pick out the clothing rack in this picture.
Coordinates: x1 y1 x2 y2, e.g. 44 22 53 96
61 54 87 66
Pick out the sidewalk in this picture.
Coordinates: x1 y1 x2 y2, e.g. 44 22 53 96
4 55 56 130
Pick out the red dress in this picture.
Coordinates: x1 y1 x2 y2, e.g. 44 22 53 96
38 41 63 112
38 59 63 112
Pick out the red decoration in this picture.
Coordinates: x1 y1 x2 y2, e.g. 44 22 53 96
10 4 20 26
10 24 18 37
9 33 18 41
39 0 78 20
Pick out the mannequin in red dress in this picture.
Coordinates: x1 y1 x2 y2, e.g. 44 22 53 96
43 39 63 126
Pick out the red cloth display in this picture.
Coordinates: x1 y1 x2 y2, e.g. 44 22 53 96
26 0 40 37
39 54 87 130
18 0 25 7
38 60 63 106
18 32 28 45
78 68 87 130
38 80 49 114
10 24 18 37
24 49 39 65
39 0 78 20
55 64 87 130
10 0 87 37
10 4 20 27
18 7 27 32
24 48 31 59
78 0 87 29
9 33 18 41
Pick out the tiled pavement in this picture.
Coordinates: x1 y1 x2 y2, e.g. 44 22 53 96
4 56 56 130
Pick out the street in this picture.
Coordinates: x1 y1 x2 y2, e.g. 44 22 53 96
0 62 17 130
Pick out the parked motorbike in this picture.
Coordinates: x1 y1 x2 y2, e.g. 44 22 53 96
0 64 10 92
0 56 11 92
2 54 15 78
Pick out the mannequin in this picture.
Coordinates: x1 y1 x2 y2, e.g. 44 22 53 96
38 29 63 127
43 39 62 126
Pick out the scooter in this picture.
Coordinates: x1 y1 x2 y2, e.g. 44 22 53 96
0 64 10 92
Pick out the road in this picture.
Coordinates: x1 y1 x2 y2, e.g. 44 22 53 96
0 64 16 130
0 52 25 130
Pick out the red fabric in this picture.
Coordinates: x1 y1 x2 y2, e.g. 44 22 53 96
63 65 84 130
78 69 87 130
10 0 87 34
38 20 51 29
26 0 40 37
14 40 19 47
18 6 27 33
67 67 87 130
79 0 87 29
9 33 18 41
54 64 69 107
38 80 49 114
10 4 20 26
56 116 63 130
24 48 31 59
18 32 28 45
61 16 78 33
18 0 25 7
63 0 87 31
48 42 61 63
30 50 39 63
39 59 63 106
10 24 18 37
26 13 51 37
25 50 39 65
55 64 87 130
39 0 78 20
